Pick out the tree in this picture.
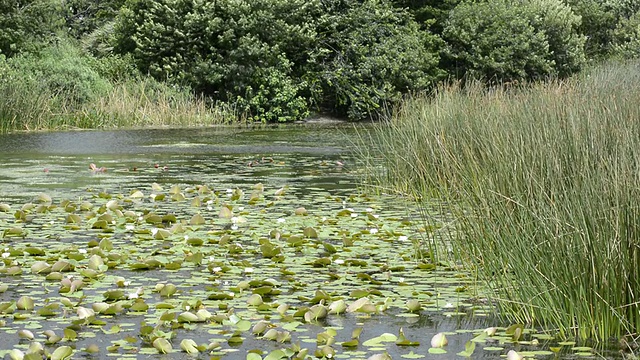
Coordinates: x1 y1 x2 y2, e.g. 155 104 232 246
308 0 444 119
0 0 61 58
392 0 460 34
565 0 640 58
442 0 585 83
114 0 314 122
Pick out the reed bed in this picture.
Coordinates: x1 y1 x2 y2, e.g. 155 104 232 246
361 61 640 343
0 78 234 132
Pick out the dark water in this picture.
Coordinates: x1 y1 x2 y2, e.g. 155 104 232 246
0 125 624 359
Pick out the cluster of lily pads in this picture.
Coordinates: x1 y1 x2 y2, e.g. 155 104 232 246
0 179 597 359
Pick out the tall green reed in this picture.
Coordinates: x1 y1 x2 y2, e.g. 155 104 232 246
361 61 640 343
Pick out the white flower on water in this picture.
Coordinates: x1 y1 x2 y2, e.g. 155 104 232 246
366 208 374 212
334 259 344 265
184 235 189 241
231 225 238 230
125 225 135 231
151 228 159 236
277 218 286 223
208 256 215 262
212 267 222 273
444 302 454 308
369 228 378 234
78 249 87 254
244 267 254 273
238 206 245 211
398 236 408 242
351 213 358 218
1 252 9 258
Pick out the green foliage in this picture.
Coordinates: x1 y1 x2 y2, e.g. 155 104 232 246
611 9 640 58
525 0 586 77
360 60 640 341
61 0 126 38
566 0 640 58
565 0 617 57
114 0 443 121
308 0 444 119
8 39 111 106
0 0 62 58
443 0 585 83
391 0 461 34
114 0 314 122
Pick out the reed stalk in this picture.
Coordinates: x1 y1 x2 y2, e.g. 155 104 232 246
361 60 640 343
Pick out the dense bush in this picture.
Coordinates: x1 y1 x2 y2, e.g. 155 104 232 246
566 0 640 58
611 9 640 58
5 39 111 106
0 0 61 58
62 0 126 38
443 0 585 83
308 0 444 119
392 0 461 34
113 0 443 121
114 0 315 122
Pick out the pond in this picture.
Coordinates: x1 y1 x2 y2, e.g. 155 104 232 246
0 125 614 359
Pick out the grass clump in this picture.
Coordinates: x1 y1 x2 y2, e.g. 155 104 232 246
361 60 640 343
0 39 234 133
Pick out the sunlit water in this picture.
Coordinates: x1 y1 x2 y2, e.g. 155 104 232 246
0 125 624 359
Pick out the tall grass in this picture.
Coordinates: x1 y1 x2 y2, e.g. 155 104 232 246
0 39 236 133
0 78 235 132
361 61 640 343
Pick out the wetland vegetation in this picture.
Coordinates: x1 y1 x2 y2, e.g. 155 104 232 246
360 61 640 355
2 0 640 358
0 126 623 359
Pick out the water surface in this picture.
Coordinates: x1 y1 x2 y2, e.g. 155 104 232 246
0 126 618 359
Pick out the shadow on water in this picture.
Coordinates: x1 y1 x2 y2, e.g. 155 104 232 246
0 125 626 359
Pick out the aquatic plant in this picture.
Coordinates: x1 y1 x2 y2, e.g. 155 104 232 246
361 60 640 344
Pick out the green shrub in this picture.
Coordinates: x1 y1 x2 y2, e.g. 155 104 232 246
443 0 585 83
0 0 61 58
566 0 640 58
114 0 444 121
391 0 461 34
114 0 314 122
308 0 444 119
62 0 125 38
611 10 640 59
8 39 111 106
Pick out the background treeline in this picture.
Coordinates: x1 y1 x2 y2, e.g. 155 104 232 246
1 0 639 127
